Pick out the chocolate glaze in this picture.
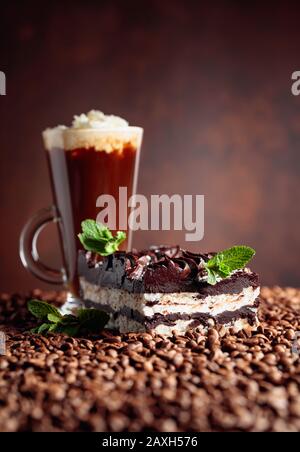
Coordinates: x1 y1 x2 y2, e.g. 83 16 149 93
82 297 260 329
78 246 259 295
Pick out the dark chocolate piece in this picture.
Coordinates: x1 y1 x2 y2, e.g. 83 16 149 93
78 247 259 294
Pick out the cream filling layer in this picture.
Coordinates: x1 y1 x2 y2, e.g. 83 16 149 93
80 277 260 319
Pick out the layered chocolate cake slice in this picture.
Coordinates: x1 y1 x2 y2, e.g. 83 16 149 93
78 246 260 335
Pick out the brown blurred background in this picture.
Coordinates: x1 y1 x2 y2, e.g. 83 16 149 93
0 0 300 292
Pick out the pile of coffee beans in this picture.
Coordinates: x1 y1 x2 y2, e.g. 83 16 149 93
0 287 299 432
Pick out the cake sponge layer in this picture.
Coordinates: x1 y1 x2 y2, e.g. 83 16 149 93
79 277 260 335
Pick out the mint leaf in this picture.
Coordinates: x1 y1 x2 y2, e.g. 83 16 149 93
115 231 126 245
78 237 107 255
83 220 113 241
28 300 62 321
31 324 50 334
103 241 121 255
207 246 255 272
77 308 110 333
78 219 126 256
204 246 255 285
60 324 81 337
60 314 78 324
49 322 80 336
47 313 62 323
48 323 60 333
28 300 109 337
31 326 41 334
38 323 51 334
206 268 218 285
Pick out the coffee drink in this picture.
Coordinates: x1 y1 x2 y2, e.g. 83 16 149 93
20 111 143 300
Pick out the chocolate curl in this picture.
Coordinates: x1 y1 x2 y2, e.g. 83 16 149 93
127 255 151 280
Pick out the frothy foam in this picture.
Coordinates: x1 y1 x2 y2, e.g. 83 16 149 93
43 110 143 152
72 110 129 129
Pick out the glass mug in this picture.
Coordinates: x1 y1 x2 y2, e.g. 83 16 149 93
20 126 143 306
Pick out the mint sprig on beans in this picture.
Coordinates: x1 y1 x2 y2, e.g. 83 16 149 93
28 299 109 336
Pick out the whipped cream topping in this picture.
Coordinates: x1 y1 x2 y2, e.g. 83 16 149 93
72 110 129 129
43 110 143 152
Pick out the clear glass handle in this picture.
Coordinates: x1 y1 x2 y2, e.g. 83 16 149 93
19 205 65 285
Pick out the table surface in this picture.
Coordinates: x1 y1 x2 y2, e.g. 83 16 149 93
0 287 299 432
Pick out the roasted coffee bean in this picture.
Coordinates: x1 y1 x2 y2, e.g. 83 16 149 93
0 287 299 432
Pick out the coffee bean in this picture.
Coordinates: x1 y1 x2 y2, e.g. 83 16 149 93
262 353 277 365
0 287 299 432
285 329 295 340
